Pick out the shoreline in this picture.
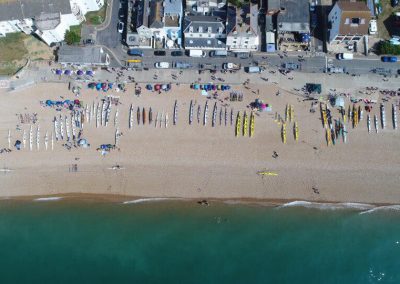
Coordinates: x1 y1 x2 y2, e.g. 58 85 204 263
2 193 400 209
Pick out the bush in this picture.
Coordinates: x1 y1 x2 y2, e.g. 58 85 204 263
64 30 81 45
378 41 400 55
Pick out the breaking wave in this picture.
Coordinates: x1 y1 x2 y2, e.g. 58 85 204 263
34 197 63 202
278 201 375 211
122 198 182 204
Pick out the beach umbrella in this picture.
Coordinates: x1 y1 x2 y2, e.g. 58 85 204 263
101 83 107 89
86 70 93 76
45 100 53 106
55 69 62 75
64 70 71 75
77 70 83 76
146 84 152 90
154 84 161 91
201 90 208 96
108 83 113 89
194 84 199 90
74 99 80 105
162 84 168 90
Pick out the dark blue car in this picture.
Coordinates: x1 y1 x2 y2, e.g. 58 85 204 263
381 56 398 62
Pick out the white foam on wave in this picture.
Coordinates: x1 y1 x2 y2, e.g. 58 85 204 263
278 201 375 211
122 198 181 204
360 205 400 215
34 197 63 202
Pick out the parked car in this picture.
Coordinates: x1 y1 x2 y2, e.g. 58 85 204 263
283 62 300 70
200 63 216 70
173 61 192 69
119 9 125 18
154 50 166 56
84 39 95 45
223 63 241 70
127 49 143 57
381 56 398 62
209 50 228 57
234 52 251 59
369 19 377 35
171 50 183 56
327 67 345 73
155 62 169 69
118 22 124 33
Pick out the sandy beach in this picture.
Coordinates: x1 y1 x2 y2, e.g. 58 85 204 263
0 80 399 204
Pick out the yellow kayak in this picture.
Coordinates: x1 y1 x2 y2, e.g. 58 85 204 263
282 123 287 144
243 111 248 136
257 171 278 176
290 105 294 122
250 112 255 137
235 112 241 137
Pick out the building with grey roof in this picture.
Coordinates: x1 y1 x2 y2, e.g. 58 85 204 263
277 0 310 33
0 0 71 22
183 15 226 49
57 45 110 66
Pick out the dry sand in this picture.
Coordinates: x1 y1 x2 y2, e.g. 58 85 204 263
0 82 399 204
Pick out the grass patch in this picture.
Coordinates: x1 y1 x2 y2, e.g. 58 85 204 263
0 33 28 62
85 0 107 25
0 33 28 75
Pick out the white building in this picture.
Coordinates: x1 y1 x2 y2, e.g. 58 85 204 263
0 0 104 45
226 3 259 52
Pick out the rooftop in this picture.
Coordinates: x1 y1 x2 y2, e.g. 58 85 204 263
277 0 310 33
164 0 182 15
227 3 258 36
336 1 371 35
337 1 370 12
58 46 109 65
0 0 71 21
35 12 61 30
184 15 225 33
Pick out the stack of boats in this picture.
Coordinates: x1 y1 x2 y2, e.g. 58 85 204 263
235 111 255 138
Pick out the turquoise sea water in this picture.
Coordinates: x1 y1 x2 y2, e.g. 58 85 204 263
0 200 399 283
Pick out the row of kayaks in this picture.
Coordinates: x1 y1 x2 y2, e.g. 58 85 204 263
235 111 255 137
129 105 169 128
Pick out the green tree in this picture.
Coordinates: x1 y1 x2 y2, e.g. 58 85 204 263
378 41 400 55
64 30 81 45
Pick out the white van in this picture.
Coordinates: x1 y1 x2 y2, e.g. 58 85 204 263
189 50 206 57
369 19 377 35
336 53 353 60
245 66 261 73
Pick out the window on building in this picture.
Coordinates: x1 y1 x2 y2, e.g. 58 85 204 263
351 18 360 25
345 18 350 24
198 26 203 33
360 18 365 24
